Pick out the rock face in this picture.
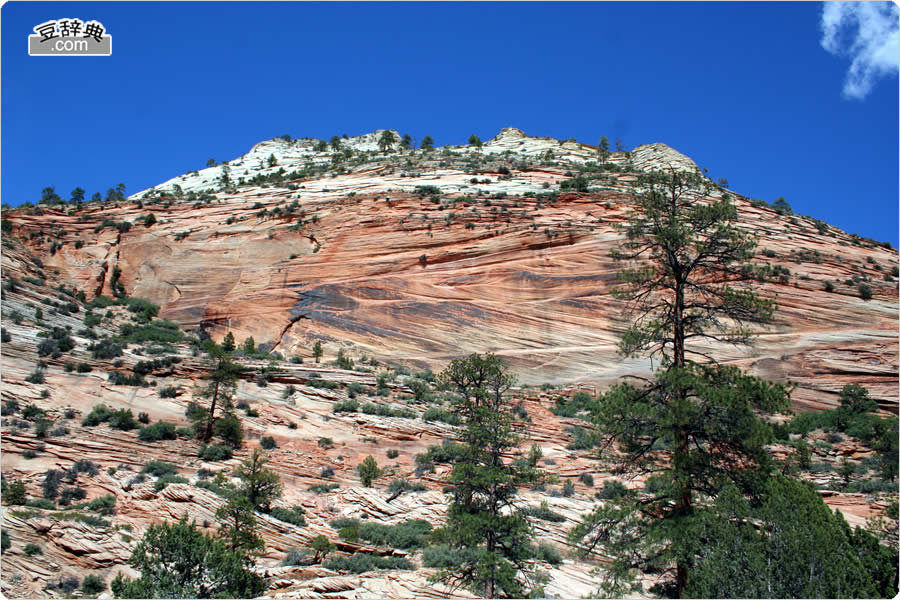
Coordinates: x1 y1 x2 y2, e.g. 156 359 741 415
7 128 897 412
1 127 897 598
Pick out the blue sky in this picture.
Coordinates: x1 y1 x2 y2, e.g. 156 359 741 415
3 1 898 245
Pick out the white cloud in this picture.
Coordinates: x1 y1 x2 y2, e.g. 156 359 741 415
820 1 899 100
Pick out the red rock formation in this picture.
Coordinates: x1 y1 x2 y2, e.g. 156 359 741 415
1 128 896 598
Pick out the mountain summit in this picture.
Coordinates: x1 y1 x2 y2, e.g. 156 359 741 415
133 128 698 198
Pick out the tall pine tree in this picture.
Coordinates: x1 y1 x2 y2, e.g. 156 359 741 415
430 353 544 598
570 169 792 597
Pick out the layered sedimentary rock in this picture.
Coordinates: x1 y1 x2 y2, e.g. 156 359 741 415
1 128 897 598
6 128 897 412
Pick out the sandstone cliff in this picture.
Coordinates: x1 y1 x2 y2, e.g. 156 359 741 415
1 128 896 598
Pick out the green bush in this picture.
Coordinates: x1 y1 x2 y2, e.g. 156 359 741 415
422 407 461 425
138 421 177 442
551 391 597 418
24 543 42 556
47 576 80 594
25 370 45 384
260 436 277 450
109 518 264 598
142 460 178 477
81 574 106 595
86 494 117 515
599 480 629 499
361 403 415 419
82 404 113 426
59 486 87 505
109 409 139 430
521 501 565 522
387 479 427 493
213 415 244 448
158 386 178 398
108 371 146 387
22 404 45 419
269 506 306 527
26 498 56 510
307 378 340 390
34 418 50 438
333 399 359 413
2 480 27 505
375 373 389 396
330 518 432 549
414 440 463 470
422 544 462 568
858 284 873 300
153 474 188 491
535 542 563 566
55 511 110 528
308 484 340 493
323 553 412 573
42 469 64 499
848 479 899 494
119 319 183 344
566 425 600 450
198 444 233 461
283 547 310 566
88 339 124 360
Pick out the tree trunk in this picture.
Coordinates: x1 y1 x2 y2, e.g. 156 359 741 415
674 427 691 598
485 526 496 598
203 380 220 442
673 280 685 368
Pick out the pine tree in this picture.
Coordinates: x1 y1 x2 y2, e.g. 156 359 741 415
569 169 792 597
597 136 610 163
216 494 264 554
309 534 335 562
357 456 381 487
683 478 897 598
194 358 243 443
110 517 265 598
421 136 435 150
312 340 323 363
468 134 483 148
234 449 282 512
221 332 236 353
40 186 61 205
430 353 544 598
378 130 396 153
772 196 793 215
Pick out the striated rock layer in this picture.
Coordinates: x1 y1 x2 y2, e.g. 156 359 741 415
5 128 897 413
1 127 897 598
